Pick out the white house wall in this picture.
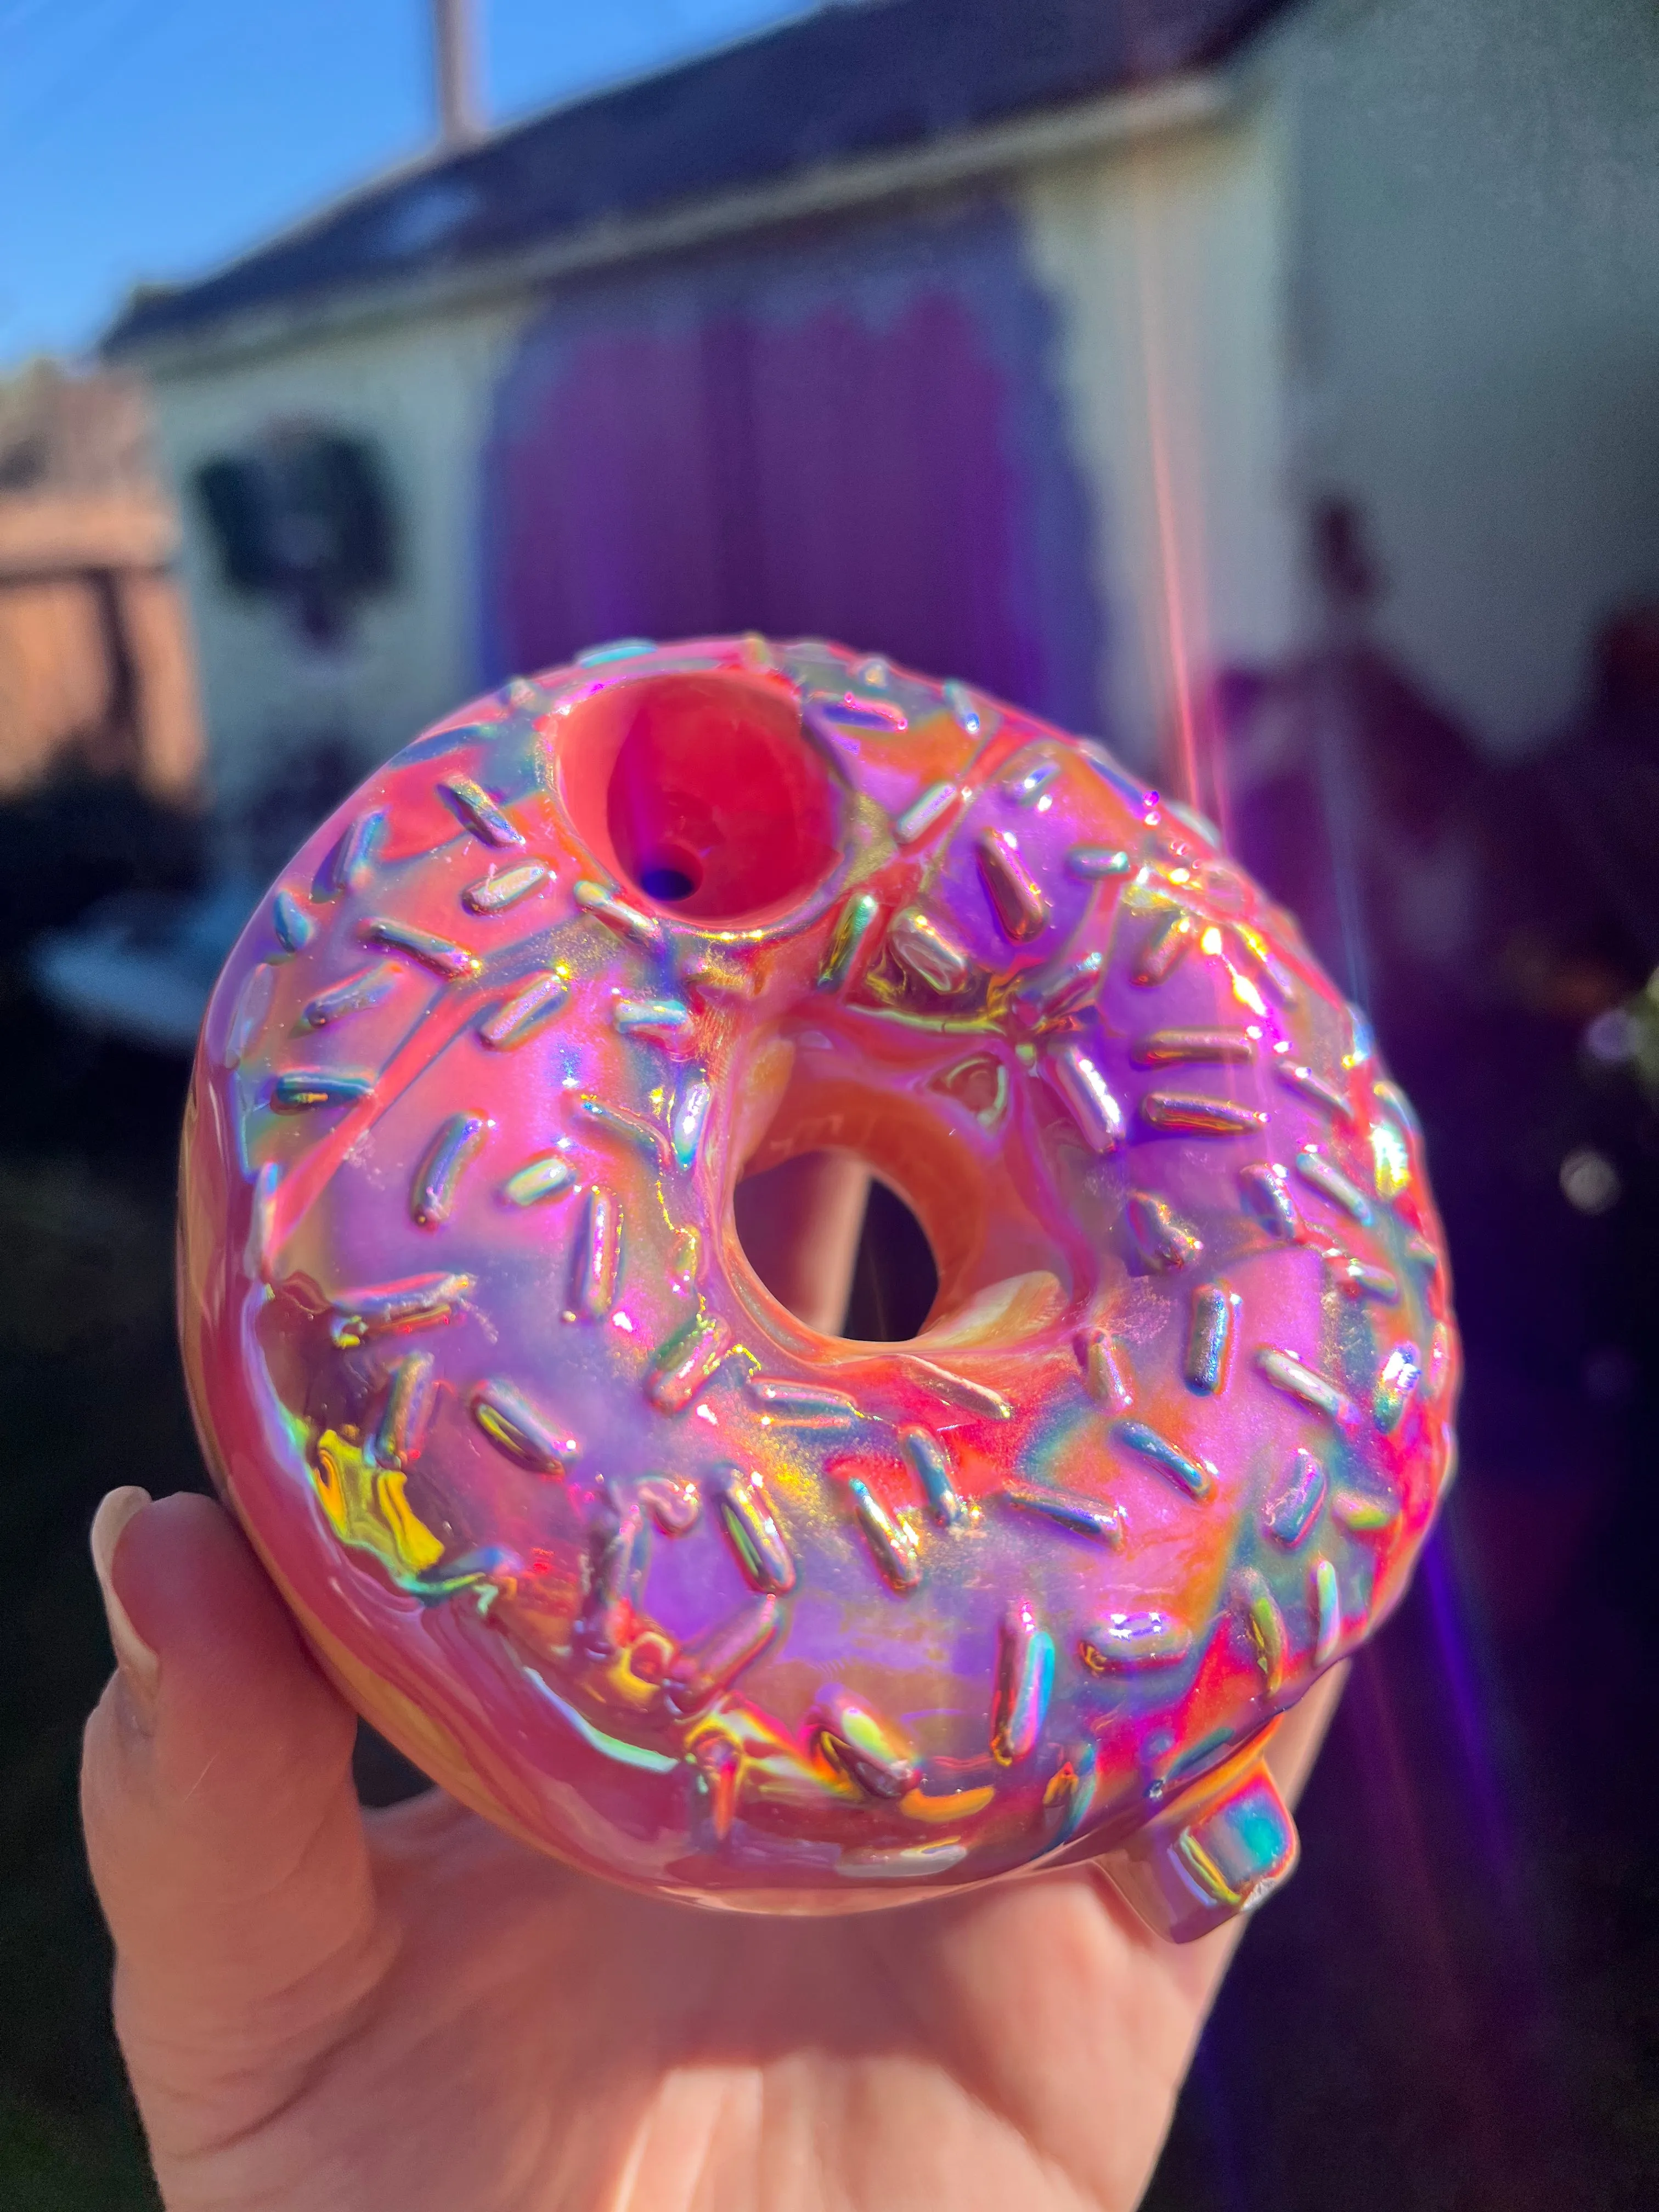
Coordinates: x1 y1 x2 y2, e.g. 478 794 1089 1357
1278 0 1659 751
1019 98 1299 771
145 301 529 817
144 85 1298 809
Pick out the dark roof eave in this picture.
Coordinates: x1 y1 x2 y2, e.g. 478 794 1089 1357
106 73 1239 371
103 0 1293 360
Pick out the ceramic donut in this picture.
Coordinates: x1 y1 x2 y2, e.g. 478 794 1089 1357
178 635 1459 1934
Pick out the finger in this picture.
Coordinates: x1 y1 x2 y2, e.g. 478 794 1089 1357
82 1488 384 2082
906 1682 1347 2212
1264 1656 1348 1806
1014 1669 1352 2210
732 1150 871 1331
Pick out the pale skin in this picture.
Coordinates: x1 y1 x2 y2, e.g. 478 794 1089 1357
82 1156 1344 2211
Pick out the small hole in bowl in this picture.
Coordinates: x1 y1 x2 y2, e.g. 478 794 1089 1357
636 849 703 903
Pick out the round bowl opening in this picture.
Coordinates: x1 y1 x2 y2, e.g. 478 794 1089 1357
603 675 840 922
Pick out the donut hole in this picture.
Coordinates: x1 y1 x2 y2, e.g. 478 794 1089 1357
597 675 841 922
733 1159 939 1340
842 1180 939 1341
733 1068 1073 1350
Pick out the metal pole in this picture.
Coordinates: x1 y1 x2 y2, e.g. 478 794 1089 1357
431 0 481 149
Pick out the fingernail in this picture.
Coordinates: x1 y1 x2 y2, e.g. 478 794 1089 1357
91 1487 160 1719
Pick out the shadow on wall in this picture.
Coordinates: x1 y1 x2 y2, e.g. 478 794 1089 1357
479 200 1106 740
1204 494 1659 1634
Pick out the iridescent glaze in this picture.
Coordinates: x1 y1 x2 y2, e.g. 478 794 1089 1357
178 637 1459 1927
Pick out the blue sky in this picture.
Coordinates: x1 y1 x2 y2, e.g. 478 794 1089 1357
0 0 814 369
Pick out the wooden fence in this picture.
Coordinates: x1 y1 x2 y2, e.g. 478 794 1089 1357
0 491 202 798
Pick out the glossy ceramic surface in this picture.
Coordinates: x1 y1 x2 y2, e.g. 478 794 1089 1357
178 636 1459 1921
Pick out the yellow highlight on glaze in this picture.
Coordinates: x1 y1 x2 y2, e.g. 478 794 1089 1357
1201 923 1271 1015
1371 1119 1411 1200
313 1432 352 1539
312 1427 447 1584
376 1468 445 1573
899 1782 997 1825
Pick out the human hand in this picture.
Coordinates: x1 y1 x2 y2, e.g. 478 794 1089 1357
84 1160 1342 2212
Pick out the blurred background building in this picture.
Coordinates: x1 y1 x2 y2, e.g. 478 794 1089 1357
95 0 1659 819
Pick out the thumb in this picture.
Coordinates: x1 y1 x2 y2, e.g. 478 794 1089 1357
733 1150 870 1334
81 1488 385 2106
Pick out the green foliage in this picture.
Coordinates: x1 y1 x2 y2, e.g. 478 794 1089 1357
0 1132 194 2212
0 2091 157 2211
